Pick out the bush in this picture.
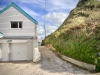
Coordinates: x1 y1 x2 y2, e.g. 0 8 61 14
41 40 45 46
96 57 100 72
43 0 100 71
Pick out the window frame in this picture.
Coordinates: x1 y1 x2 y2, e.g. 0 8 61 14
10 21 23 29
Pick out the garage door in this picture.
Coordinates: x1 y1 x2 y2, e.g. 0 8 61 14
10 43 27 61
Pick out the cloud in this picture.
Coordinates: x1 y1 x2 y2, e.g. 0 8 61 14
45 0 78 12
46 23 58 35
17 0 78 11
37 23 58 39
0 0 79 39
2 0 45 8
37 21 45 37
20 6 39 17
38 22 44 26
7 0 78 12
0 2 40 18
44 12 68 26
37 26 45 39
38 26 44 35
0 6 6 10
0 7 3 10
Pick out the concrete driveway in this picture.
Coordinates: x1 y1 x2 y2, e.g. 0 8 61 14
0 46 90 75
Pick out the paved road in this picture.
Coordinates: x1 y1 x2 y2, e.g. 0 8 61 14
0 46 90 75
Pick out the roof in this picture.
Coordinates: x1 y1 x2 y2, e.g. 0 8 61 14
0 2 38 24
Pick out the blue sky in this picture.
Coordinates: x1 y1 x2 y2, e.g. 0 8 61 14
0 0 78 39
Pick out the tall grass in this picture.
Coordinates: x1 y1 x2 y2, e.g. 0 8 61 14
42 28 100 71
52 30 98 64
42 0 100 71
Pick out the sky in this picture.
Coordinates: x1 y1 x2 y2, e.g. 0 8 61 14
0 0 78 39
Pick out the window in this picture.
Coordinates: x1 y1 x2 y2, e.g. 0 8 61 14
19 22 22 28
11 21 23 29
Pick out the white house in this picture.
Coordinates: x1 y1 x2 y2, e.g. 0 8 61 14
0 2 40 62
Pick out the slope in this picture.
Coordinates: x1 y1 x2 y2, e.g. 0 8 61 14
42 0 100 71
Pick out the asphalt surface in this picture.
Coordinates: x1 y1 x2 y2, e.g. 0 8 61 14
0 46 90 75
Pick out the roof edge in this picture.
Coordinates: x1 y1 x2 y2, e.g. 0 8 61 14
0 2 38 25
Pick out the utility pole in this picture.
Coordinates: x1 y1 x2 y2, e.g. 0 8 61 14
44 0 46 38
44 26 46 38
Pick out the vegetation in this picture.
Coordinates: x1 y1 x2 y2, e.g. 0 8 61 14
42 0 100 72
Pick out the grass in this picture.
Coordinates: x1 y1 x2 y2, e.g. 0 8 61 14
42 0 100 72
42 28 100 71
44 29 98 64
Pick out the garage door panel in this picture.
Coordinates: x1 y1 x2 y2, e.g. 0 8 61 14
10 43 27 61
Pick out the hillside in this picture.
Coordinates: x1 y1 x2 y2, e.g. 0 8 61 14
42 0 100 71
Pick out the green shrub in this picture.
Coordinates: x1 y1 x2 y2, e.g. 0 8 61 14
96 57 100 72
41 40 45 46
43 0 100 71
44 29 100 69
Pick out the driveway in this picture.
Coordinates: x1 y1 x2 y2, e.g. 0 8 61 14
0 46 90 75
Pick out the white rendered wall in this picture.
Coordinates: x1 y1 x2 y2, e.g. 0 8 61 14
0 6 36 37
0 39 38 61
27 39 38 60
1 43 9 61
27 39 33 60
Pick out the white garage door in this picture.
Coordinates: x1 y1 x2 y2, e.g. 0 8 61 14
10 43 27 61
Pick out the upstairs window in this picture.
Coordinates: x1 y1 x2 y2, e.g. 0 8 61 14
11 21 23 29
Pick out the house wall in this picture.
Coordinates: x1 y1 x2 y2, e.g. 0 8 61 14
0 43 9 61
27 39 33 60
0 39 37 61
0 6 36 37
33 38 38 48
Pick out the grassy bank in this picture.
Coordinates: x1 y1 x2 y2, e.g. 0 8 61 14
42 28 100 71
42 0 100 72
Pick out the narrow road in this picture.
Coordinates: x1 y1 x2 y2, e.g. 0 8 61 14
38 46 90 75
0 46 90 75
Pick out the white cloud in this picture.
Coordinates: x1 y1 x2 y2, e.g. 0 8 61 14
0 0 79 39
45 0 78 12
10 0 78 12
46 24 58 35
3 0 45 8
0 7 3 10
44 12 68 26
38 22 44 26
37 23 58 39
20 6 39 17
38 28 44 35
0 6 6 10
0 2 40 18
37 26 45 35
37 26 45 39
37 21 45 39
19 0 78 11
